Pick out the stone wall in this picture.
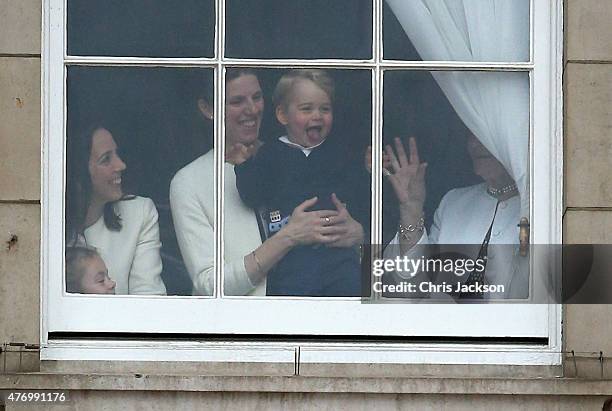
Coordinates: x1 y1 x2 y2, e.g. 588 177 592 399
562 0 612 378
0 0 41 373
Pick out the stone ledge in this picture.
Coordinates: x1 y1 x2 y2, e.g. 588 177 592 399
1 373 612 396
40 360 561 379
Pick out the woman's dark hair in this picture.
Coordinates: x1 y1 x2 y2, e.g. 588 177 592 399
66 125 123 244
192 68 257 108
191 68 258 156
226 68 258 85
188 68 257 114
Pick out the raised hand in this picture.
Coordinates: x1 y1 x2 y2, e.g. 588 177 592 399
364 146 392 174
225 140 262 165
384 137 427 210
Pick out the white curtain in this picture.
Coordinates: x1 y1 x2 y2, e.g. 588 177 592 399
386 0 530 219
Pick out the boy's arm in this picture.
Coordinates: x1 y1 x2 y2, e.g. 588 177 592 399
234 145 274 209
344 161 372 236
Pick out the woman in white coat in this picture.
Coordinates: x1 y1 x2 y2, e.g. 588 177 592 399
382 134 527 299
66 126 167 295
170 69 365 296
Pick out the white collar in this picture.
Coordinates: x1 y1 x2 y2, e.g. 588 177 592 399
278 136 325 157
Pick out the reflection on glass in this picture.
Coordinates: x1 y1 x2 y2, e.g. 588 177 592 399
66 67 214 296
225 0 372 59
384 0 530 61
223 68 372 297
67 0 215 57
381 71 529 300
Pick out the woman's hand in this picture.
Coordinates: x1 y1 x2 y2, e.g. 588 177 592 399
323 193 364 248
384 137 427 212
278 197 340 247
246 197 340 284
246 195 364 285
277 195 364 250
225 140 262 165
384 137 428 252
365 146 391 174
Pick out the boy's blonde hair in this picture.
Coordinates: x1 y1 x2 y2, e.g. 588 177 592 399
273 69 335 109
65 246 99 293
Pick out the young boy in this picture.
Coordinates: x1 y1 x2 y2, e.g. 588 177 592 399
66 246 116 294
235 69 370 297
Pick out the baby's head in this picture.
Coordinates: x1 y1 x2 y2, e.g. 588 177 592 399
273 69 334 148
66 246 116 294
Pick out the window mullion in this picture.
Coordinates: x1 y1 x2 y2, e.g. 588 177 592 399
369 0 383 300
380 61 534 71
218 0 225 61
215 0 226 299
374 0 381 63
219 59 376 68
62 57 218 66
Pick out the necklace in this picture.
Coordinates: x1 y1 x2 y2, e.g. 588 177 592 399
486 182 517 198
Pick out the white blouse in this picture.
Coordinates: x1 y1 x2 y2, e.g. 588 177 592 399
387 183 528 298
170 151 265 296
82 196 166 295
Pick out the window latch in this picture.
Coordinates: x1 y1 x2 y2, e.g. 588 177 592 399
518 217 530 257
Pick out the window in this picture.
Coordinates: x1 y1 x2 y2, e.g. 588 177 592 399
42 0 563 364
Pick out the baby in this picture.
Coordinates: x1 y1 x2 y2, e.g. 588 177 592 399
66 246 116 294
235 69 370 297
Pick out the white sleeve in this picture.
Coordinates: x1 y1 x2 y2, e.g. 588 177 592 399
383 229 429 281
381 199 446 281
170 175 256 296
128 198 167 295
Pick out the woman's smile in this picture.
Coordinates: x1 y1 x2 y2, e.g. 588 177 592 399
88 128 127 205
225 74 264 146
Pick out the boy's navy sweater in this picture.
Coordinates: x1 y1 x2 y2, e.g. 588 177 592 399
235 136 370 297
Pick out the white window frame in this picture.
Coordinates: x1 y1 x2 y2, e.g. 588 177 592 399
41 0 563 365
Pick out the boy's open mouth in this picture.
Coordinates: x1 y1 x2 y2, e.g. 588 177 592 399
306 125 323 140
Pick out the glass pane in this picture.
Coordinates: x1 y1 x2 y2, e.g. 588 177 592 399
225 0 372 59
222 68 372 297
66 66 214 296
67 0 215 57
384 0 530 61
381 70 529 300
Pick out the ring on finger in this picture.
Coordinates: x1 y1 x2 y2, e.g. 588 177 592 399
382 168 392 177
324 216 331 224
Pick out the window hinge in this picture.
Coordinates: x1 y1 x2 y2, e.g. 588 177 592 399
565 350 606 378
1 341 40 373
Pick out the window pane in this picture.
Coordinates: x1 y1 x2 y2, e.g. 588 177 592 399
384 0 530 61
66 66 214 296
225 0 372 59
222 68 372 297
67 0 215 57
382 70 529 300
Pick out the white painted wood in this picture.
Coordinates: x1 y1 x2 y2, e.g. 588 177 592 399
42 339 560 366
41 0 563 364
47 295 549 337
43 340 296 363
